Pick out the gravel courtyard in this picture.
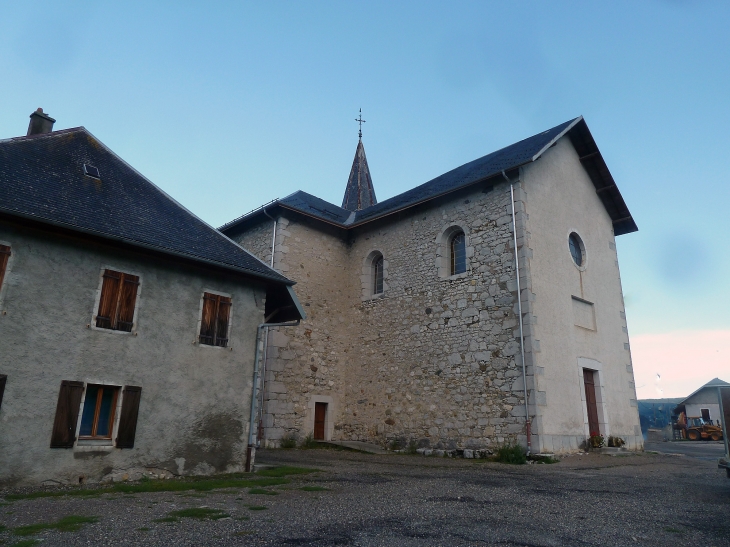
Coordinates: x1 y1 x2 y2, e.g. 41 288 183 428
0 448 728 546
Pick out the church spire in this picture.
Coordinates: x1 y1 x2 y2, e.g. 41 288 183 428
342 110 377 211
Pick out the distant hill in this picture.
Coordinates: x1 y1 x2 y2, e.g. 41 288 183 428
638 398 683 435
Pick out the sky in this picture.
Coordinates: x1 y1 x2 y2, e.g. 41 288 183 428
0 1 727 398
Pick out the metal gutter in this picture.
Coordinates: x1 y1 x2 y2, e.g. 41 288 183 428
506 171 531 454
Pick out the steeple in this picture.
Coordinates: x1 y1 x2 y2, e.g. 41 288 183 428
342 110 377 211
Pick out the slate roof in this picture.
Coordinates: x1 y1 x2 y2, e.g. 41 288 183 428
220 116 638 236
676 378 730 407
341 139 377 211
0 127 292 285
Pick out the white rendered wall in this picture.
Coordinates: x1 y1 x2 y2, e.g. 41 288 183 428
521 137 642 453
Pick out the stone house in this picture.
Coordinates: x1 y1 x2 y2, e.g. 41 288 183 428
221 116 643 454
0 110 303 486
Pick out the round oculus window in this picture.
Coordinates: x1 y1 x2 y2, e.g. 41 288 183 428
568 233 585 267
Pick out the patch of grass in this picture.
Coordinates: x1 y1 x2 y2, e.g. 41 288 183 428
279 433 298 449
1 467 318 503
664 527 684 534
494 443 527 465
152 517 178 523
138 527 150 532
405 440 418 455
248 488 278 495
247 506 267 511
4 475 290 501
168 508 230 520
0 525 6 532
300 486 328 492
255 466 316 478
13 515 99 537
9 540 40 547
300 433 319 449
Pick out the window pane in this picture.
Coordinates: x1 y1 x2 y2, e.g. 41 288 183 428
569 234 583 266
95 388 115 437
79 386 99 436
451 233 466 275
373 257 383 294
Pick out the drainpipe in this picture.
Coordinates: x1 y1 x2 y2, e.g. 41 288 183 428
255 207 278 443
505 171 531 455
246 318 300 472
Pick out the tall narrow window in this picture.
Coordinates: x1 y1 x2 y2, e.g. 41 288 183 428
450 232 466 275
0 245 10 290
199 292 231 347
373 255 384 295
79 385 119 440
96 269 139 332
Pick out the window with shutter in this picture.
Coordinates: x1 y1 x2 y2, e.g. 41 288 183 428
0 374 6 411
0 244 10 290
116 386 142 449
96 269 139 332
78 385 119 440
199 292 231 347
50 381 85 448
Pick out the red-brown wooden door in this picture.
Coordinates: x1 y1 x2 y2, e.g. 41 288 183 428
583 369 600 436
314 402 327 440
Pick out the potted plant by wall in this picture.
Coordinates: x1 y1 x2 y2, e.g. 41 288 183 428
588 432 605 449
607 436 625 448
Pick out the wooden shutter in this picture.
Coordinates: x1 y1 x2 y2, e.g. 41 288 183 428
50 380 85 448
116 385 142 449
116 274 139 332
96 270 121 329
215 296 231 347
199 293 217 345
0 245 10 290
0 374 6 411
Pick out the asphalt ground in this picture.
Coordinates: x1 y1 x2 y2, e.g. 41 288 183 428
644 440 726 461
0 448 728 546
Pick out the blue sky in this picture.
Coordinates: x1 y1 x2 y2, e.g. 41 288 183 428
1 2 728 395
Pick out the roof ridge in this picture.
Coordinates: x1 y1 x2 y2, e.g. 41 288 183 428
0 126 86 145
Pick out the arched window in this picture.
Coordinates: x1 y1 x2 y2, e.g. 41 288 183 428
450 231 466 275
373 255 384 295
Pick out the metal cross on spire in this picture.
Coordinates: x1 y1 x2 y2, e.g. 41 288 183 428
355 108 366 140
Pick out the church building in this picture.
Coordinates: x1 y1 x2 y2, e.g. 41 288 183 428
221 116 643 454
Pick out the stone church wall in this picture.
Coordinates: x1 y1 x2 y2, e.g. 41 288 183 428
344 182 528 449
230 180 531 450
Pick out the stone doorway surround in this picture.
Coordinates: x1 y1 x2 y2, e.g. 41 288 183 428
307 395 334 441
577 357 609 438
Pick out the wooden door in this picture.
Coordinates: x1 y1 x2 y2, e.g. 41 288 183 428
314 402 327 440
583 369 600 436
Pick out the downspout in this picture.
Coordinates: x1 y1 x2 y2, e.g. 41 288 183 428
246 317 300 472
505 171 531 455
255 208 278 445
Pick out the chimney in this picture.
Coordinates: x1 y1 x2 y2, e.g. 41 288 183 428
27 108 56 136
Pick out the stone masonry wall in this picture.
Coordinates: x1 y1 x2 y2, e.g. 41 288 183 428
229 179 531 450
344 181 528 449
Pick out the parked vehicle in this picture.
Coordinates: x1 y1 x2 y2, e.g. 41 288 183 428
686 418 723 441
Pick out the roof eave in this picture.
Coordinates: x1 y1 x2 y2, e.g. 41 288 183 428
0 208 295 286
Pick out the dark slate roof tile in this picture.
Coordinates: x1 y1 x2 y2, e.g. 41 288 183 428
0 128 291 284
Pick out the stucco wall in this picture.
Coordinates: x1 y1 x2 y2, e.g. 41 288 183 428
0 220 265 486
521 137 642 452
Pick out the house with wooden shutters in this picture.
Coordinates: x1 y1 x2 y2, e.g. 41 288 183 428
0 109 304 486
